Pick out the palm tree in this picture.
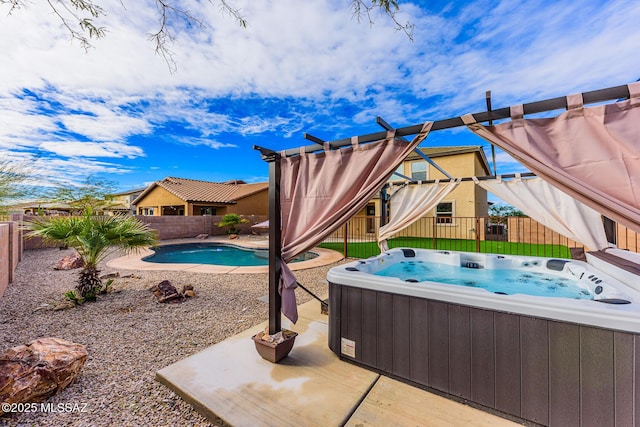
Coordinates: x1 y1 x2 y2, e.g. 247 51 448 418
26 212 158 300
216 213 249 235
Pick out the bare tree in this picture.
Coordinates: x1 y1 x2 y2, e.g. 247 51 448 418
1 0 413 73
50 176 119 215
0 160 37 214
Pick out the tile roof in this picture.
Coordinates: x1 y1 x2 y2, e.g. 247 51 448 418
108 187 147 197
133 177 268 205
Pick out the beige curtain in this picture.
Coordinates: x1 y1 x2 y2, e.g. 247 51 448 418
474 176 609 251
278 123 433 323
463 81 640 234
378 179 460 251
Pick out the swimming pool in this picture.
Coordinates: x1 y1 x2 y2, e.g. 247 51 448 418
327 248 640 425
143 242 318 266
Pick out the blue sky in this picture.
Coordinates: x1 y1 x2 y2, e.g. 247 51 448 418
1 0 639 193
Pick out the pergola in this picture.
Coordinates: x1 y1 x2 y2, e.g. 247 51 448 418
253 82 639 353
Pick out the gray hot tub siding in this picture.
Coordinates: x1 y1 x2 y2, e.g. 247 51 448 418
328 282 640 427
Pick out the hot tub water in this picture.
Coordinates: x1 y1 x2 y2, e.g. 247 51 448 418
375 260 592 299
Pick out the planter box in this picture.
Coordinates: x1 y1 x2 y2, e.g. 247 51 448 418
252 330 298 363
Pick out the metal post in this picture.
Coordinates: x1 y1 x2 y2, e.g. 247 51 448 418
486 90 498 176
432 218 437 249
380 184 388 226
343 222 348 258
268 157 282 334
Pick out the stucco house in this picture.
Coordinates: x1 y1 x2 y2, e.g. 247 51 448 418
353 146 491 236
104 187 146 215
132 177 268 216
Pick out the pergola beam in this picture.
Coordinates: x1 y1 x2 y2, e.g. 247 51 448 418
303 133 326 146
266 83 631 159
377 116 454 180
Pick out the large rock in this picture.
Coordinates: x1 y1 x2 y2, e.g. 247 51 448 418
149 281 196 302
151 280 184 303
53 254 84 270
0 338 88 412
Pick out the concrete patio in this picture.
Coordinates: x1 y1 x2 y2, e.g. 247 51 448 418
156 297 522 426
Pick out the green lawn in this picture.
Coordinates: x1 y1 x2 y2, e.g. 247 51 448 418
318 236 573 259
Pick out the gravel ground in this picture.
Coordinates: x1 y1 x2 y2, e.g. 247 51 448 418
0 246 342 426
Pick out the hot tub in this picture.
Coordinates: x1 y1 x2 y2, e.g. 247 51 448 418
327 248 640 426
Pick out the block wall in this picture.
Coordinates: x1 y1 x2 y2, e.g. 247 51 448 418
0 224 9 298
137 215 269 240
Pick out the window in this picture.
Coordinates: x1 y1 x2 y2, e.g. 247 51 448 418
411 161 427 181
436 202 454 224
200 207 217 216
366 204 376 233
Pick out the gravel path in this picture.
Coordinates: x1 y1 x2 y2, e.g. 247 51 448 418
0 246 341 426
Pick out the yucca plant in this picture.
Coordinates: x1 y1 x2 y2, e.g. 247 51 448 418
27 210 158 301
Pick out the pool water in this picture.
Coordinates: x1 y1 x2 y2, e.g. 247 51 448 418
143 243 317 266
375 261 592 299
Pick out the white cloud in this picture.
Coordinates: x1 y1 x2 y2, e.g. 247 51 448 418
3 0 639 102
408 0 640 114
1 0 640 187
0 0 420 96
59 113 147 142
38 141 144 158
174 137 237 150
235 115 305 137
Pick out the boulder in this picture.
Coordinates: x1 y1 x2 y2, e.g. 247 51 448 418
149 281 197 302
53 254 84 270
0 338 88 412
151 280 184 303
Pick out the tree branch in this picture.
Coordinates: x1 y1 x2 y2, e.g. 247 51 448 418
2 0 107 50
149 1 247 73
350 0 414 41
2 1 413 72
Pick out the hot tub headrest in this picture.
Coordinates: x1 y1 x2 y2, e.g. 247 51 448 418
401 249 416 258
546 259 569 271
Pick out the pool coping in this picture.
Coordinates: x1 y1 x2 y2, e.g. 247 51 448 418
107 236 344 274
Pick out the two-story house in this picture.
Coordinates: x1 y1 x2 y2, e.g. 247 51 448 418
353 146 491 238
